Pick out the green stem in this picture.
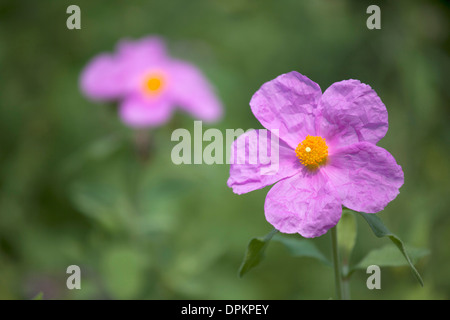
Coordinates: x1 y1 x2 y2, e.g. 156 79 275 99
342 264 351 300
330 226 343 300
133 129 153 163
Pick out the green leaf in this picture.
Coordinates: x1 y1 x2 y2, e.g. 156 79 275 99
70 182 124 232
354 244 429 270
238 229 278 278
100 245 147 299
358 212 426 286
272 234 331 266
337 209 357 263
62 134 125 177
31 292 43 300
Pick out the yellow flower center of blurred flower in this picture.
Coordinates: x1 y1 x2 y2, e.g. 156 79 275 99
295 135 328 168
141 72 166 97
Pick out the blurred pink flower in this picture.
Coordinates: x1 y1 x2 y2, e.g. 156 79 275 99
227 71 404 238
80 36 223 127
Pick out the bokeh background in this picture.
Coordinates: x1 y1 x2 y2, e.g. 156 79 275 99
0 0 449 300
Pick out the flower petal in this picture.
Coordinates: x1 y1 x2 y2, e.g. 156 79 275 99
116 36 168 68
227 129 301 195
169 60 223 122
317 80 388 147
324 141 404 213
80 53 127 101
249 71 322 149
119 95 173 128
264 170 342 238
80 37 170 102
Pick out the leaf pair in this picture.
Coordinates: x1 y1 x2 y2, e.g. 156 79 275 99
238 229 330 277
357 212 429 286
239 210 428 286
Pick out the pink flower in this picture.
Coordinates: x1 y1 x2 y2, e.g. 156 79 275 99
80 36 223 127
227 71 404 238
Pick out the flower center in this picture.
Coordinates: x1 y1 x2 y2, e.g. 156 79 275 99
295 135 328 168
146 77 162 91
141 71 166 97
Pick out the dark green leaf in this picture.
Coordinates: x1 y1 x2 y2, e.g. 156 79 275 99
358 212 426 286
354 244 430 270
238 229 278 278
272 234 331 266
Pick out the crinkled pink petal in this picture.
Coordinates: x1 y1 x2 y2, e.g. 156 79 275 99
324 141 404 213
250 71 322 149
79 53 127 101
116 37 172 95
227 129 301 195
169 60 223 122
264 170 342 238
116 36 168 69
119 94 173 128
80 37 168 101
317 80 388 148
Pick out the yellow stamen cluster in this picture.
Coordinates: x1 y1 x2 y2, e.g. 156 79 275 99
146 77 163 91
295 135 328 168
142 72 166 96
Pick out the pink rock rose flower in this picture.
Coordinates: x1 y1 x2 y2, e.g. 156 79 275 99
80 36 222 127
228 71 404 238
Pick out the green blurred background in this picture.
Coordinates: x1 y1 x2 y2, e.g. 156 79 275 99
0 0 448 300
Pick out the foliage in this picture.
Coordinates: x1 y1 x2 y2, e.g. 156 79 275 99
0 0 448 299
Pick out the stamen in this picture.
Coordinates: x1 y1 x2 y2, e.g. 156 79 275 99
295 135 328 169
141 71 166 96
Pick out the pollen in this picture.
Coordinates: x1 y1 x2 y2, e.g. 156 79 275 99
295 135 328 168
142 71 166 96
146 77 162 91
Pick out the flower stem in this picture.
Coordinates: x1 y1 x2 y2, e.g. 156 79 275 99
330 226 343 300
342 264 351 300
133 129 153 163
